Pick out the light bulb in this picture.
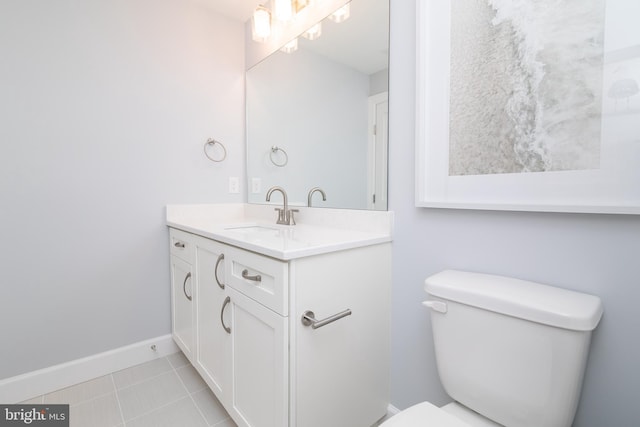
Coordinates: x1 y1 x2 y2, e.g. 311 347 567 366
280 38 299 53
252 5 271 42
329 3 350 23
273 0 293 22
302 22 322 41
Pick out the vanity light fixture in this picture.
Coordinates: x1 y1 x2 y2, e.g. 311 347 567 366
273 0 294 22
280 38 299 53
252 5 271 43
302 22 322 40
328 3 350 23
294 0 311 12
252 0 350 44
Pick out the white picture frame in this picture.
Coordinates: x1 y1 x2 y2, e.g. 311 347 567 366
414 0 640 214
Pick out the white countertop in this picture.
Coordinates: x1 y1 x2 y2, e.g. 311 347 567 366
166 204 393 260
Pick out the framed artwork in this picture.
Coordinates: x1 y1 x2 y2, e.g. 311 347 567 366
415 0 640 214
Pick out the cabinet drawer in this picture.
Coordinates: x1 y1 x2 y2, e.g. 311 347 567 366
226 246 288 316
170 228 195 263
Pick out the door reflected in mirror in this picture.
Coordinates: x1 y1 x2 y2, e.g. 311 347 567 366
246 0 389 210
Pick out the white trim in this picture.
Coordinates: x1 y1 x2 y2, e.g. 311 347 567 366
0 334 179 403
376 404 401 425
368 92 390 211
386 404 401 416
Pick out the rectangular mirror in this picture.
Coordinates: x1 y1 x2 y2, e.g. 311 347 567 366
246 0 389 210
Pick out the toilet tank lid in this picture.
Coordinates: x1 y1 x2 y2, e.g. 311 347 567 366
425 270 603 331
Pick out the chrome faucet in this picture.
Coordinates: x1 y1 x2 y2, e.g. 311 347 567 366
266 186 297 225
307 187 327 207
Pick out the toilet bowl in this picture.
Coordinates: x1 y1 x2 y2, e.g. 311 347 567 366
381 270 603 427
381 402 502 427
381 402 470 427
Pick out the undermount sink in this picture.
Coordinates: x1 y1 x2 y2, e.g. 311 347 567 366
223 225 279 232
222 224 286 240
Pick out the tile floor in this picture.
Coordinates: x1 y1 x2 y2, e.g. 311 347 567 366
21 351 390 427
21 352 236 427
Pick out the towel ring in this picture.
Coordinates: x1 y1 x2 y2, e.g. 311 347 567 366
270 146 288 167
204 138 227 162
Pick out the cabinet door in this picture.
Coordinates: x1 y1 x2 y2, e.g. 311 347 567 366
195 239 231 401
227 286 288 427
171 255 194 360
292 244 392 427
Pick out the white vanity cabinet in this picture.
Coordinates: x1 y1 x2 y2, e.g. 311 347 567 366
169 229 196 361
195 237 288 427
169 225 391 427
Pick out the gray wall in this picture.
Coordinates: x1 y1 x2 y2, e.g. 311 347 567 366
388 2 640 426
0 0 245 380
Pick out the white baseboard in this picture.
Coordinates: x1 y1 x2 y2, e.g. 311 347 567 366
375 404 401 424
386 404 401 416
0 334 179 403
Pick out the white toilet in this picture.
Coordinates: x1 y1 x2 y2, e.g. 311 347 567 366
382 270 603 427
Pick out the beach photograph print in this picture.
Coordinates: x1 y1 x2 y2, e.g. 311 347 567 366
448 0 606 176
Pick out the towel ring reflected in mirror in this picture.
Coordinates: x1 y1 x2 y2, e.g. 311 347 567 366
270 145 288 167
204 138 227 162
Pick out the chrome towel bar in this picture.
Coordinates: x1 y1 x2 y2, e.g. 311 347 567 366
301 309 352 329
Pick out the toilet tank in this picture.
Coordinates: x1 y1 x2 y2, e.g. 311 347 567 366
424 270 603 427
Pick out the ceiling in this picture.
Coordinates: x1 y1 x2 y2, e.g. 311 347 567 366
196 0 261 22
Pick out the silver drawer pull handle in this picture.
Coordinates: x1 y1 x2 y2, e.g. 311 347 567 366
215 254 225 289
174 241 185 248
220 296 231 334
301 309 352 329
242 269 262 282
183 272 192 301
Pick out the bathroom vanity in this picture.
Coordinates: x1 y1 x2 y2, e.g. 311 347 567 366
167 204 393 427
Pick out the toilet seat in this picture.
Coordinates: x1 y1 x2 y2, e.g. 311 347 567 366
380 402 472 427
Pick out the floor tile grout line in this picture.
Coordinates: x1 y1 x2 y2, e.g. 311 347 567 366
117 356 192 425
44 384 115 408
121 395 194 425
172 358 212 426
112 358 176 391
28 353 233 426
171 355 234 427
109 373 127 427
167 354 190 370
188 390 216 426
113 364 176 393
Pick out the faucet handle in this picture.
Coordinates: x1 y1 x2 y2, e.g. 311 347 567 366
274 208 287 225
289 209 299 225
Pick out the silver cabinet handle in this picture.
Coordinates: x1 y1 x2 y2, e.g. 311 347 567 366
301 309 352 329
174 241 185 248
242 269 262 282
183 272 192 301
220 296 231 334
214 254 225 289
